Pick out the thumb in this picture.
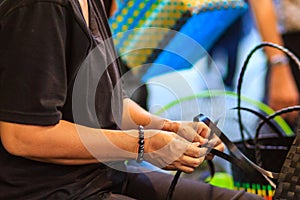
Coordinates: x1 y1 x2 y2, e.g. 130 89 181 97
193 134 208 145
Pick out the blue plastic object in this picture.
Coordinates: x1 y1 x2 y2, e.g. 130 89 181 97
142 1 248 81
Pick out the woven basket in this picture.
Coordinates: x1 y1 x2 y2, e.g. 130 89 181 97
230 42 300 199
274 120 300 199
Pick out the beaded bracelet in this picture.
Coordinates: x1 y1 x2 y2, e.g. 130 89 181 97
137 125 145 163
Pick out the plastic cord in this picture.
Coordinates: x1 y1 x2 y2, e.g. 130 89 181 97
237 42 300 142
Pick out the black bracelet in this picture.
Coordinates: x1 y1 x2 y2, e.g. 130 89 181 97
137 125 145 163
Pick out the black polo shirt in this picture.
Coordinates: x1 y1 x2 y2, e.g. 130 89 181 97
0 0 125 199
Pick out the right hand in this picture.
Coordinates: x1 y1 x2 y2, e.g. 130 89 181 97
268 64 299 124
143 130 208 173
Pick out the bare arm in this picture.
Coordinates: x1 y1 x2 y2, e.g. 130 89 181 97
249 0 299 123
0 120 139 165
0 119 208 173
122 98 199 139
122 98 170 130
121 98 224 160
249 0 284 57
0 98 211 173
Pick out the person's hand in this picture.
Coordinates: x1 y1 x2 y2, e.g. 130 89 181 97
143 130 208 173
162 120 211 143
175 121 225 160
268 64 299 124
143 121 225 173
176 121 210 144
203 133 224 160
171 121 225 157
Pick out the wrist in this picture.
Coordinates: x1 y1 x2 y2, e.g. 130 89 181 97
162 119 180 133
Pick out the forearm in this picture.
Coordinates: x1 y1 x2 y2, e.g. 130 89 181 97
122 98 180 132
249 0 285 57
0 120 138 165
120 98 210 149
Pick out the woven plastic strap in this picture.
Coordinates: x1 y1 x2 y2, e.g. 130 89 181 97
110 0 195 68
274 128 300 199
110 0 247 70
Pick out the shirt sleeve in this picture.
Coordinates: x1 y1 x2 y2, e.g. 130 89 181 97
0 2 69 125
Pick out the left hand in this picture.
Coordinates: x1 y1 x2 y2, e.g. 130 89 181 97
163 121 225 160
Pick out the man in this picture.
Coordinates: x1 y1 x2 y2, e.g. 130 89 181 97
0 0 263 199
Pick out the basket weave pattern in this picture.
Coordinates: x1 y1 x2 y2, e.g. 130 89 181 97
274 129 300 199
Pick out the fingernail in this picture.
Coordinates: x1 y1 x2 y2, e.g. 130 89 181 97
193 142 200 146
202 138 208 143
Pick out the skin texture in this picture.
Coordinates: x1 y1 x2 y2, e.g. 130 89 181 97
0 98 224 173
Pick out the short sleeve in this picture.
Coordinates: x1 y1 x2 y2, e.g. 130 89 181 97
0 2 69 125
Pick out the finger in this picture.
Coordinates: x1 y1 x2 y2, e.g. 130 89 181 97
179 154 205 168
175 164 196 174
205 153 214 160
171 155 205 173
163 162 197 173
195 122 211 139
205 135 224 151
193 134 209 145
213 141 225 152
184 143 208 158
177 125 198 142
192 122 211 145
162 159 196 173
205 140 225 160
